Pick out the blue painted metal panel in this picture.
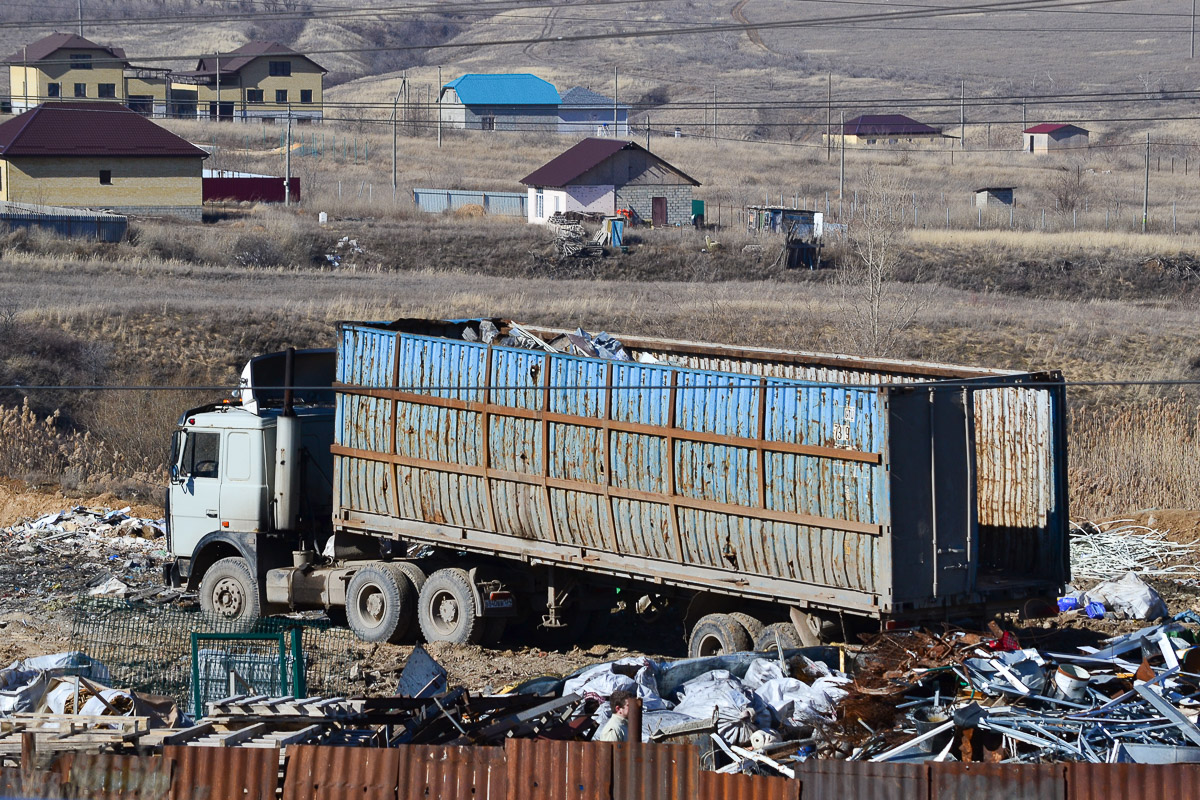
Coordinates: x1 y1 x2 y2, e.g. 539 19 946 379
332 320 1069 615
413 189 527 217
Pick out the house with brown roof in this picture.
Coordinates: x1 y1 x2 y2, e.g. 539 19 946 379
5 33 130 113
0 102 208 220
823 114 947 146
170 41 326 122
1023 123 1089 154
520 138 700 226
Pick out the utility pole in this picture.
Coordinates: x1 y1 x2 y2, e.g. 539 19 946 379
78 0 83 36
284 111 292 206
1022 98 1026 128
392 85 401 202
1193 0 1196 58
713 85 718 141
613 67 618 136
437 66 442 148
1143 131 1150 233
826 72 832 161
839 110 845 206
960 79 965 149
645 114 650 150
215 55 221 122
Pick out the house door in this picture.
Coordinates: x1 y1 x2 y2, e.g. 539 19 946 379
652 196 667 226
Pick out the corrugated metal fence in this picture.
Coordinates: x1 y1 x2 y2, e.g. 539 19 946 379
10 744 1200 799
412 188 528 216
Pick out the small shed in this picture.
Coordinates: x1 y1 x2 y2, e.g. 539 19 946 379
974 187 1014 208
746 207 823 237
1023 124 1089 154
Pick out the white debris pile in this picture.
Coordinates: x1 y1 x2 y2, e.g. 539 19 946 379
1069 519 1200 581
0 506 169 609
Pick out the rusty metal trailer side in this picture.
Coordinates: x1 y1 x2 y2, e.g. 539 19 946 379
330 320 1068 620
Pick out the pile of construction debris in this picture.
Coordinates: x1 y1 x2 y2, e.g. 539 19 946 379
548 213 606 258
0 506 170 611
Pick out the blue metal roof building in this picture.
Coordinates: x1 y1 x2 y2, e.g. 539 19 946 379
440 74 562 132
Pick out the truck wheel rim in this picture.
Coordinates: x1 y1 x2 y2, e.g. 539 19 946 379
357 586 386 629
432 590 459 635
213 578 245 618
696 632 724 657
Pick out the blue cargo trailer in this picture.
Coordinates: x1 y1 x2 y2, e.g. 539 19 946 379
323 318 1068 651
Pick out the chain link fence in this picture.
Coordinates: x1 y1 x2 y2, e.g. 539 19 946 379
69 596 364 718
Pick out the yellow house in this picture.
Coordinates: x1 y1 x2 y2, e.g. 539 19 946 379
171 41 326 122
0 102 207 220
5 33 130 113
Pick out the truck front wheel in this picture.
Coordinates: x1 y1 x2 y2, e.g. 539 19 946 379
417 568 482 645
199 557 261 628
346 564 416 643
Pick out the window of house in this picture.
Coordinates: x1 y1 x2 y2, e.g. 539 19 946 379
275 89 288 103
46 83 60 98
99 170 112 185
535 190 544 219
74 83 86 98
98 83 115 98
299 89 312 104
70 54 92 69
268 60 292 77
247 89 263 103
482 116 496 131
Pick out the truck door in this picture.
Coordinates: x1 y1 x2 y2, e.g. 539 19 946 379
170 428 223 558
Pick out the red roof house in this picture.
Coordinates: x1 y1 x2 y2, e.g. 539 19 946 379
0 103 207 220
1022 124 1089 154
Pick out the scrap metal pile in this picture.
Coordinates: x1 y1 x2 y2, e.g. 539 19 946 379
841 614 1200 765
0 506 171 611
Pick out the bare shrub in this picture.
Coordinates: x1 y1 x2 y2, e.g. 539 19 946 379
233 232 286 268
1051 162 1089 214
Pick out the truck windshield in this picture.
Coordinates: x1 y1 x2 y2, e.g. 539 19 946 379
180 431 221 479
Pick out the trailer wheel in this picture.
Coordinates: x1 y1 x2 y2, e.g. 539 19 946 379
199 557 260 629
753 622 807 652
418 568 482 645
688 613 753 658
346 564 416 643
728 612 765 641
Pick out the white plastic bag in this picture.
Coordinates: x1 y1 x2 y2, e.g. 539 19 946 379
1088 572 1168 620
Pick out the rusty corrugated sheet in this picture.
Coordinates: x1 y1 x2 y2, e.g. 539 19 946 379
796 760 926 800
282 745 402 800
930 762 1065 800
395 744 506 800
1069 763 1200 800
698 770 796 800
60 753 172 800
165 745 279 800
504 739 611 800
611 742 698 800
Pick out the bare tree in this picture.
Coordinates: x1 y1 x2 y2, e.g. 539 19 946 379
837 168 926 358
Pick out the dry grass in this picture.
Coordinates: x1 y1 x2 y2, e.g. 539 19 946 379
1070 396 1200 518
909 229 1200 257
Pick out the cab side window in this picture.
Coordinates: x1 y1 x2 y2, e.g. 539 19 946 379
181 431 220 479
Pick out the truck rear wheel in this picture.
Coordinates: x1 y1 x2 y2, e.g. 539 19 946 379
418 568 482 645
346 564 416 643
688 613 753 658
199 557 261 629
754 622 806 652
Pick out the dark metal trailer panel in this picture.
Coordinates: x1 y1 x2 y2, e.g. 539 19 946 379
331 319 1068 620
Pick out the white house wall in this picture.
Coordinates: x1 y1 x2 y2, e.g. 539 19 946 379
565 185 614 214
526 187 568 224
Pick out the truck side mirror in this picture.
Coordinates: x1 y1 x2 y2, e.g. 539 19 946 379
170 464 181 484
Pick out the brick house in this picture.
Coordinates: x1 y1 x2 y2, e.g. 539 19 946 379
170 41 326 122
520 138 699 226
5 33 132 113
0 102 207 220
823 114 947 146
